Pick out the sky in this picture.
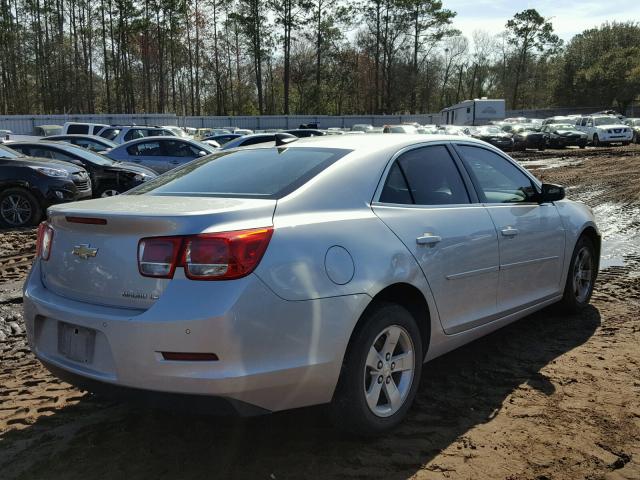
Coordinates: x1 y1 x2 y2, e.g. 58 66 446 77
443 0 640 42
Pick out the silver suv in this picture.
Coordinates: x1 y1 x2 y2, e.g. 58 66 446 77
98 125 178 144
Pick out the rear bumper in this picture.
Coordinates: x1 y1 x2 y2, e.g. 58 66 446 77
24 262 368 412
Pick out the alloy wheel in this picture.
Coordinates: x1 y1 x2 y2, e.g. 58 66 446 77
0 193 33 226
363 325 415 418
573 246 593 303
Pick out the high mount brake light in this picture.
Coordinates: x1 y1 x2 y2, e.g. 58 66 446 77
36 222 54 260
138 227 273 280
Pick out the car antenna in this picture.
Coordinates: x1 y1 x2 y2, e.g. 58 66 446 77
275 133 298 147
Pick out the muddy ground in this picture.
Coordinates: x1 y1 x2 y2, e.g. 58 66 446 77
1 145 639 480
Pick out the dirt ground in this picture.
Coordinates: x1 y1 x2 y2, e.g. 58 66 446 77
1 145 639 480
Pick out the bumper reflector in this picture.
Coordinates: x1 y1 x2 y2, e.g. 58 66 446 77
161 352 219 361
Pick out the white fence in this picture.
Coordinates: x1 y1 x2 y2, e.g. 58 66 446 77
0 113 441 134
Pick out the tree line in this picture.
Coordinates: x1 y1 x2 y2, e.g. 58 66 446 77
0 0 638 116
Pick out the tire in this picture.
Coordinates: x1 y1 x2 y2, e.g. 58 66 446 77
579 143 586 149
0 187 42 228
330 302 423 436
622 142 629 146
558 235 597 313
96 185 125 198
592 134 600 147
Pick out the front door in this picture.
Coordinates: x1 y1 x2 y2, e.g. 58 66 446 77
372 144 500 334
454 144 566 314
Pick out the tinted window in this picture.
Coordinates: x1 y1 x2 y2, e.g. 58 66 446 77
67 124 89 134
458 146 537 203
163 140 199 157
100 128 120 140
130 148 349 199
240 135 274 147
127 141 163 156
92 126 104 135
380 146 470 205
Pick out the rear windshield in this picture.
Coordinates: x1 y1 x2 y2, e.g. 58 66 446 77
130 147 350 199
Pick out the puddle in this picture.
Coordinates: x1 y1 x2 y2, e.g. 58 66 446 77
590 202 640 270
519 158 584 170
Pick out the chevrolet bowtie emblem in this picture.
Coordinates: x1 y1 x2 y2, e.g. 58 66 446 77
72 244 98 259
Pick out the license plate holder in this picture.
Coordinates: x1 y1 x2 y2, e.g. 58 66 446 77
58 322 96 363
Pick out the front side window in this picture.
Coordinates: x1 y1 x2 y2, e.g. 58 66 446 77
127 141 162 156
457 145 537 203
379 145 470 205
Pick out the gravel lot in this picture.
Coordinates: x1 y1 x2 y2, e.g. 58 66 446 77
1 146 639 480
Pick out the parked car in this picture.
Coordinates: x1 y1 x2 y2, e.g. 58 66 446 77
33 125 63 137
219 133 297 150
511 125 545 151
62 122 109 136
623 118 640 143
574 115 634 146
23 135 599 434
283 129 327 138
541 124 588 149
382 125 418 134
202 133 243 145
0 144 91 227
98 125 179 144
46 134 118 153
105 137 217 173
351 124 373 132
196 128 232 139
469 125 514 150
7 141 156 197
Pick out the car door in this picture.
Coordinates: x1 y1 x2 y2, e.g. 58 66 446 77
160 140 200 170
371 144 500 334
454 144 566 314
125 140 167 173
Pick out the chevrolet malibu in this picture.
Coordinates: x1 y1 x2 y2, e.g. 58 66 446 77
24 135 600 434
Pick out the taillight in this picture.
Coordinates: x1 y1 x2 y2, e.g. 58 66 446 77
183 228 273 280
138 237 182 278
36 222 54 260
137 227 273 280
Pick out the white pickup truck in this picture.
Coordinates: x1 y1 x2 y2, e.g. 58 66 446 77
575 115 634 146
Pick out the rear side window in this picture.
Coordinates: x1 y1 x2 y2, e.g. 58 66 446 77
130 147 350 199
379 145 470 205
67 124 89 134
457 146 537 203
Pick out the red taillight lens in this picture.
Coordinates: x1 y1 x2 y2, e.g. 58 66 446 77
137 227 273 280
137 237 182 278
36 222 54 260
183 228 273 280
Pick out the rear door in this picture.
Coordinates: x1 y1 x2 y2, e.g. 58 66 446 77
454 144 566 314
160 140 200 170
125 140 168 173
372 143 500 334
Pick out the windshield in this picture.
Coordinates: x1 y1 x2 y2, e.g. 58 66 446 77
0 144 21 159
477 126 502 134
130 147 350 199
594 116 622 126
167 127 189 138
56 143 119 166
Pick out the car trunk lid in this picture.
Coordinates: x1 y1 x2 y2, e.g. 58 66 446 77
41 195 276 309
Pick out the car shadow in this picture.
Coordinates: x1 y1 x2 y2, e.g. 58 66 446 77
1 305 600 480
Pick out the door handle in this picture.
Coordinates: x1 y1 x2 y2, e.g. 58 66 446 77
416 234 442 246
501 227 519 237
170 159 180 164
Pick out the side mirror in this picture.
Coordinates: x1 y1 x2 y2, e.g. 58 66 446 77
540 183 565 203
197 150 207 157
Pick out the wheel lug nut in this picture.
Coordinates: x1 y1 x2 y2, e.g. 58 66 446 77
377 361 383 369
377 376 383 384
385 353 390 361
391 362 395 370
386 376 391 384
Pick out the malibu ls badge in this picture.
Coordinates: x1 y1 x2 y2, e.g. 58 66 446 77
72 244 98 259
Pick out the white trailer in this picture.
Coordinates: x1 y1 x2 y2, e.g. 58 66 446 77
440 99 505 126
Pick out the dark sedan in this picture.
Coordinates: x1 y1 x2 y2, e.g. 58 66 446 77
541 124 588 149
46 134 118 153
0 144 91 227
470 126 514 151
511 125 545 151
7 141 156 197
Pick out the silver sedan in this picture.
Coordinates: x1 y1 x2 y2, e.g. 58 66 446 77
24 134 600 434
